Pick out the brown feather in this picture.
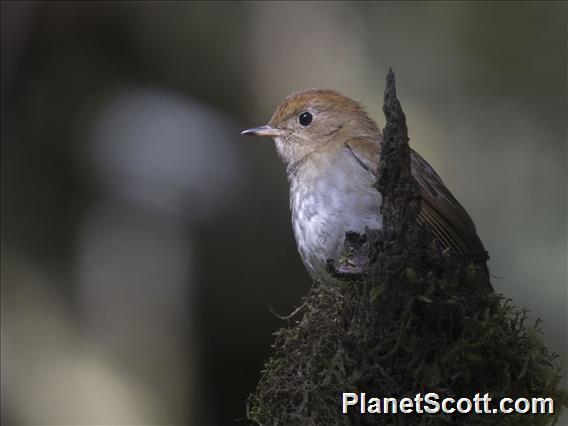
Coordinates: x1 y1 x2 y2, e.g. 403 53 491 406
345 138 486 256
268 89 380 136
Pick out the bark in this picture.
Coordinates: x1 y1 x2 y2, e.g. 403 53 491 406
247 71 566 426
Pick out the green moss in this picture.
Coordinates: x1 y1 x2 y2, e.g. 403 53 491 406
247 260 567 425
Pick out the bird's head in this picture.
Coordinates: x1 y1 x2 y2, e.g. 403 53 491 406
242 89 380 166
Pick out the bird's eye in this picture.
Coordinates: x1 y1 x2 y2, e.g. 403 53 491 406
298 111 313 126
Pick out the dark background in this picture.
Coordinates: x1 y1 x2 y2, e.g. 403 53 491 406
1 2 566 425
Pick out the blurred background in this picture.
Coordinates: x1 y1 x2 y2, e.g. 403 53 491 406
1 1 566 425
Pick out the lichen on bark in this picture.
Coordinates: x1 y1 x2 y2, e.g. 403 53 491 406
247 71 567 425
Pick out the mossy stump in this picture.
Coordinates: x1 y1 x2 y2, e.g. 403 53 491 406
247 71 567 425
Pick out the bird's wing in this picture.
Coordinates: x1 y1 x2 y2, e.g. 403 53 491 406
345 138 486 255
410 150 486 254
344 137 381 179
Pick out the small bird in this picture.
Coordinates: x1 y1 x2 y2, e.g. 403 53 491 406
243 89 488 284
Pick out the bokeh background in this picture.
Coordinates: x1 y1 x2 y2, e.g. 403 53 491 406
1 1 566 425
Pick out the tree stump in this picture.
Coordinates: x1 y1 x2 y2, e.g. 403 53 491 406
247 71 567 426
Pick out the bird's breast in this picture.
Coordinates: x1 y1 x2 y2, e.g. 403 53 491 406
289 150 382 282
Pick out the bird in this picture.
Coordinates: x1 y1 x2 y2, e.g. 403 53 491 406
242 89 488 285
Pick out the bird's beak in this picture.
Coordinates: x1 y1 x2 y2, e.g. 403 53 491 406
241 125 282 137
